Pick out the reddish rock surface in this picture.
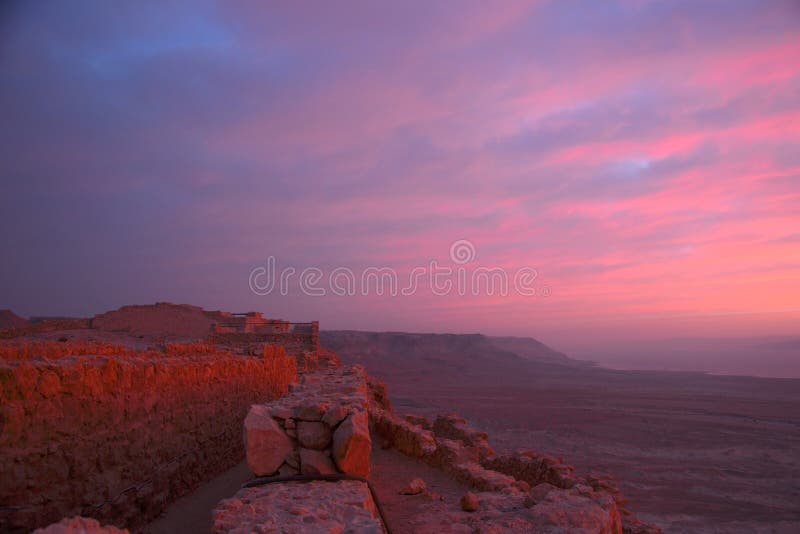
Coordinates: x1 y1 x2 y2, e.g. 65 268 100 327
0 346 297 532
333 410 372 476
244 405 293 476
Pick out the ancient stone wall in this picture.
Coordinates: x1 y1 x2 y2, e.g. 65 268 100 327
211 321 320 358
0 318 92 340
0 352 297 533
243 364 371 478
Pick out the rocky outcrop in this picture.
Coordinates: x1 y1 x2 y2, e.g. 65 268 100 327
213 480 385 533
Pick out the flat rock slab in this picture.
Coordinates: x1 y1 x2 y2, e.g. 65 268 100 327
213 480 386 533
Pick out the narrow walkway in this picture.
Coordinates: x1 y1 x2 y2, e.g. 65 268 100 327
368 442 472 534
139 462 251 534
142 429 478 534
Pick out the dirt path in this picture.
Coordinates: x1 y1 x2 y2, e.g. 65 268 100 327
369 442 474 534
141 440 475 534
139 462 251 534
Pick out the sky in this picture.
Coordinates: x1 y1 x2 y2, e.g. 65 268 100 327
1 1 799 366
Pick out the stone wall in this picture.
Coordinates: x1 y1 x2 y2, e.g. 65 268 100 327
0 318 92 340
211 321 320 358
213 480 385 533
243 364 371 479
0 351 297 533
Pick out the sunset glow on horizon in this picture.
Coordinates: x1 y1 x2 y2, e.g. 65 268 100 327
1 1 799 357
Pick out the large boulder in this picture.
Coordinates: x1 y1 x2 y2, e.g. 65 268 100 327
244 405 292 476
332 411 371 476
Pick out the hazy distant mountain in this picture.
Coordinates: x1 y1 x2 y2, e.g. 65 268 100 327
0 309 28 330
320 330 587 386
487 336 572 365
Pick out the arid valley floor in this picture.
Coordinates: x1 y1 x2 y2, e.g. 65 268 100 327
323 331 800 533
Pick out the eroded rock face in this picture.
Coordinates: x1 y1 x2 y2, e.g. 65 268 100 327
332 411 372 476
244 405 292 476
32 517 128 534
213 480 385 533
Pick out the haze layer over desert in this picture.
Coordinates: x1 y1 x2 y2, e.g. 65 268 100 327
2 1 799 533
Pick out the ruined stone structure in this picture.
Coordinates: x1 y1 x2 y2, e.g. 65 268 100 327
0 350 297 532
210 320 320 360
230 356 659 533
243 364 371 478
211 311 292 334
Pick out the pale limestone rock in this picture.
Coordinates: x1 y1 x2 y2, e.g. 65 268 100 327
332 411 371 476
244 405 292 476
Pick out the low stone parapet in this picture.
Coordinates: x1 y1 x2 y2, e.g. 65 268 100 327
213 480 386 533
244 364 372 478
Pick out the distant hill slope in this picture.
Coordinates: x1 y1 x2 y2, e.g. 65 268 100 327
93 302 216 338
0 309 29 330
486 335 571 365
320 330 587 386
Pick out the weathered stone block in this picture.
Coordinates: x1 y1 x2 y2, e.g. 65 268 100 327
244 405 293 476
332 411 371 476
